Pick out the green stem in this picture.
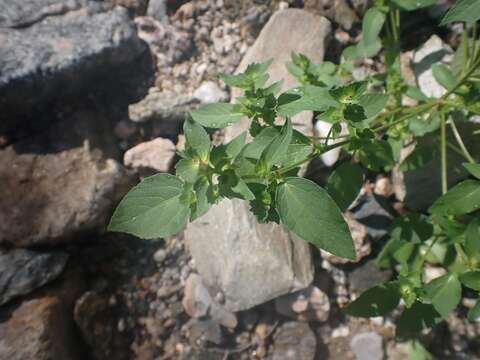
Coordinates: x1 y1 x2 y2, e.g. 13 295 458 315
449 116 475 163
373 102 438 133
276 140 350 175
445 140 472 161
440 112 448 195
416 236 440 270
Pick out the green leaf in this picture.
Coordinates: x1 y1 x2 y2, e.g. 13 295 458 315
465 218 480 261
175 158 200 183
358 93 388 118
390 213 434 244
210 132 247 166
360 8 386 49
108 174 190 239
391 0 437 11
191 178 213 221
468 300 480 321
242 127 280 159
464 163 480 179
432 64 457 91
219 170 255 201
460 271 480 290
326 163 364 211
258 118 293 171
276 177 356 260
406 86 429 101
441 0 480 25
358 140 395 171
343 104 367 122
429 179 480 216
184 119 211 161
190 103 244 129
423 273 462 318
220 73 250 89
396 302 442 338
409 113 441 137
277 86 339 117
330 81 368 103
409 340 433 360
344 283 400 317
284 144 314 168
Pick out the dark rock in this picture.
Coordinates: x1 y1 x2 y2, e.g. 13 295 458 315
0 113 133 247
351 193 396 239
348 260 392 295
272 322 317 360
74 291 130 360
0 265 87 360
0 1 153 141
0 248 68 306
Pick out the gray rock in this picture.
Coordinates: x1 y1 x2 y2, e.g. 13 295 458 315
412 35 453 98
350 332 384 360
274 285 330 322
123 137 176 173
182 274 238 329
351 193 396 239
185 199 313 312
0 248 69 306
128 90 197 137
272 322 317 360
0 1 152 140
188 319 223 346
349 260 392 295
193 81 228 104
392 122 480 210
146 0 168 23
228 9 331 138
0 113 133 247
135 16 194 65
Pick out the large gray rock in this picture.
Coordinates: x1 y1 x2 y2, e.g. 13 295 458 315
350 332 384 360
185 199 314 312
0 113 133 247
0 248 68 306
0 0 152 140
228 9 331 138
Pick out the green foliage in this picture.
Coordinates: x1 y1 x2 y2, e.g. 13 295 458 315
326 163 364 211
276 177 356 259
440 0 480 25
344 283 400 317
110 0 480 342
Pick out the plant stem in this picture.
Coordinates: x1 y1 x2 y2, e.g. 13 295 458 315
440 112 448 195
449 116 475 163
275 140 350 175
445 140 472 161
417 236 440 270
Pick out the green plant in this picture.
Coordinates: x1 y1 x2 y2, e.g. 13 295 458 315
109 0 480 345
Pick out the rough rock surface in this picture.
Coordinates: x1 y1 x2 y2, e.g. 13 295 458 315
228 9 332 138
0 0 152 140
274 285 330 322
350 332 384 360
412 35 453 98
272 322 317 360
0 114 132 247
123 137 176 173
0 266 86 360
0 248 69 306
185 198 314 312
